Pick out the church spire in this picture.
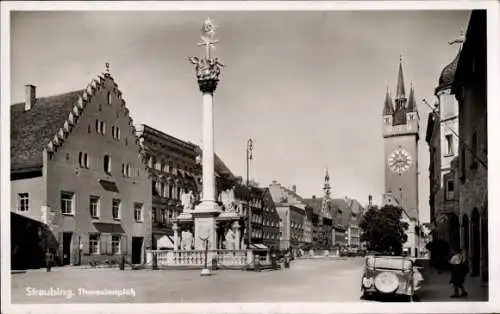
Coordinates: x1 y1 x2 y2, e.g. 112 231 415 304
323 168 331 198
396 55 406 102
383 87 394 115
407 83 417 112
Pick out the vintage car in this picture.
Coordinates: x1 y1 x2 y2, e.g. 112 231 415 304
361 255 424 300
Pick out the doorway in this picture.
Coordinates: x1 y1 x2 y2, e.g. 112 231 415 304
62 232 72 265
132 237 143 264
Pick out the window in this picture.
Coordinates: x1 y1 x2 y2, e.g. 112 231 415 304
160 208 166 224
89 234 100 255
18 193 29 211
168 185 173 199
104 155 111 174
126 164 130 177
152 180 159 196
89 196 100 218
95 120 99 133
88 125 91 134
161 182 166 197
112 126 121 140
112 235 120 255
445 134 454 155
134 203 143 222
384 117 390 124
61 191 74 215
79 152 89 168
112 199 121 219
108 92 112 105
152 207 157 223
446 180 455 200
177 187 181 200
99 121 106 135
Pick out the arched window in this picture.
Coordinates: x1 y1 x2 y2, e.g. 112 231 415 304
104 155 111 174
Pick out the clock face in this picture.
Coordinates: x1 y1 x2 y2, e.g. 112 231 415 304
388 148 412 174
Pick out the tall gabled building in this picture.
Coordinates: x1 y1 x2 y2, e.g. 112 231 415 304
11 69 151 268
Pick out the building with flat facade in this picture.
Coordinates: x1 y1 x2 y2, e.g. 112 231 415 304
269 181 306 251
451 10 488 282
136 124 237 250
11 69 151 268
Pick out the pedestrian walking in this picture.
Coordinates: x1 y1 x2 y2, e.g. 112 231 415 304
449 247 469 298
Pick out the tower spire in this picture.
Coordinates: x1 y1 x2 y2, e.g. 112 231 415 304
407 82 417 112
323 168 331 198
383 86 394 115
396 55 406 101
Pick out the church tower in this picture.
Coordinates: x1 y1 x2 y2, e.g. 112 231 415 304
382 57 420 255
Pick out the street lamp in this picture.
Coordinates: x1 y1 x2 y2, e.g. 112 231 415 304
246 138 253 249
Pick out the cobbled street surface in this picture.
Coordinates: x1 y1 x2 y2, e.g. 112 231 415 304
12 257 366 303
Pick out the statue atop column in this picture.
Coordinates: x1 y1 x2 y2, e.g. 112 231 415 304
189 18 224 93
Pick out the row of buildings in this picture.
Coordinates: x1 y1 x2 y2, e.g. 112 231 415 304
269 170 364 252
10 69 364 270
425 11 488 282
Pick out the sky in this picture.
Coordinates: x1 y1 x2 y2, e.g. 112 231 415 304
10 10 472 223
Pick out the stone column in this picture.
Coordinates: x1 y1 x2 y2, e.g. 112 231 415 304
233 221 241 250
173 223 179 250
189 19 224 251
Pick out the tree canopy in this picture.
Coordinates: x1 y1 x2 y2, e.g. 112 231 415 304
359 204 409 255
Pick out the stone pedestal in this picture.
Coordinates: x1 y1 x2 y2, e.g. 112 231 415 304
192 210 220 250
233 221 241 250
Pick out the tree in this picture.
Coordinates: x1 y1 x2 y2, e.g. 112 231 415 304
360 204 409 255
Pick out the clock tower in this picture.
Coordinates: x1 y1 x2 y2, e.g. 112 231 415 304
382 58 420 256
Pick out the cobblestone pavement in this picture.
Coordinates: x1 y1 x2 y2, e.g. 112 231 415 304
11 257 365 303
10 257 488 304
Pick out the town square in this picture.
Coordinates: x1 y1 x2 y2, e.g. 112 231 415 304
1 2 497 313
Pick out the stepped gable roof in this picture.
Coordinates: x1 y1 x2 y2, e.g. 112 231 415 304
11 89 85 172
11 72 139 175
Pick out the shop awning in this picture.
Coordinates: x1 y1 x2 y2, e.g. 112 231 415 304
99 180 119 193
93 222 125 234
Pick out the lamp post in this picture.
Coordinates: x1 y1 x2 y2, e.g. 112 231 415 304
199 236 212 276
246 138 253 249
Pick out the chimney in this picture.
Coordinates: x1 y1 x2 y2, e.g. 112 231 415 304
368 194 373 207
292 185 296 193
24 85 36 111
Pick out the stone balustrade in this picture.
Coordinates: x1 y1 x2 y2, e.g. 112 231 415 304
145 249 265 268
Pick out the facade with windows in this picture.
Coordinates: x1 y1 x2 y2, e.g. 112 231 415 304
10 71 151 268
451 10 488 282
136 124 237 250
425 30 462 249
268 181 306 251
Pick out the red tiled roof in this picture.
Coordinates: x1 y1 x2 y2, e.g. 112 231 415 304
11 90 85 172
